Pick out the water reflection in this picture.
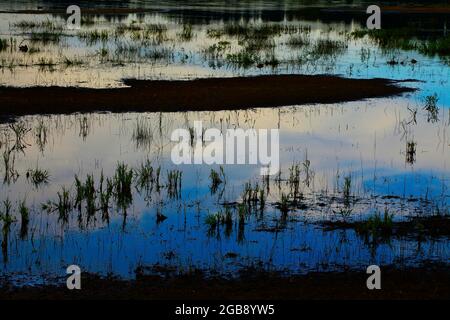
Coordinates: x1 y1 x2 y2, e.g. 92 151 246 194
0 6 449 106
0 97 449 284
1 0 450 286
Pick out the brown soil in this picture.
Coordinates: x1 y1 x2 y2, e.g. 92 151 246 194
0 264 448 300
0 75 416 116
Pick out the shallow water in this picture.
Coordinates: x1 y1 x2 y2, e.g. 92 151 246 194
0 1 450 286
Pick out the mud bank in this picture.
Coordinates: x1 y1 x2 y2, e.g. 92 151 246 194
0 263 448 300
0 75 416 116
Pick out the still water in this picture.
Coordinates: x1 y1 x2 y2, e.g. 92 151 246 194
0 1 449 285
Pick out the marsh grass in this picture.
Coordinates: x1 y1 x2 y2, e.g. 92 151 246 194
167 169 182 198
13 20 63 32
114 163 133 210
19 199 29 239
310 39 347 58
99 171 113 221
356 209 394 238
0 38 9 51
0 199 15 227
205 207 233 237
143 47 173 61
42 186 72 222
278 193 290 218
424 94 439 123
205 213 220 231
84 174 96 216
9 121 30 151
26 167 50 187
132 118 153 149
209 166 225 194
287 34 310 48
406 141 417 165
30 31 62 44
178 24 193 41
334 207 353 221
242 182 260 208
226 50 259 68
78 29 109 44
209 23 302 40
115 23 168 46
63 56 84 67
204 41 231 59
420 36 450 57
289 162 301 201
343 175 352 205
352 28 450 59
35 119 48 153
2 149 19 184
135 159 155 193
0 199 15 260
36 57 57 70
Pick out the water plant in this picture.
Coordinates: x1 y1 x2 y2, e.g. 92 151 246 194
287 34 310 48
242 182 260 206
0 199 15 263
84 174 96 217
289 162 301 200
226 50 259 68
343 175 352 205
167 169 182 198
0 199 14 226
0 38 9 51
310 39 347 58
99 171 113 222
9 121 30 151
178 24 193 41
19 199 29 239
135 159 154 193
132 118 153 149
35 119 48 153
42 186 72 223
205 213 220 232
26 167 50 187
78 29 109 44
424 94 439 123
356 209 394 238
259 189 265 213
30 31 62 43
279 193 290 216
62 56 84 67
114 163 133 210
406 141 417 165
209 166 225 193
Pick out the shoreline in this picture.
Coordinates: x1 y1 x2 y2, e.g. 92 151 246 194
1 263 448 300
0 75 416 117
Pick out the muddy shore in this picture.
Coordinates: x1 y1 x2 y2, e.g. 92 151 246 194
0 263 448 300
0 75 416 116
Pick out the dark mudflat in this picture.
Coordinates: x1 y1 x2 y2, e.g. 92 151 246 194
0 263 448 300
0 75 416 116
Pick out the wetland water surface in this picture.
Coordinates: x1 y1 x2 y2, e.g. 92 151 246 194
0 1 449 288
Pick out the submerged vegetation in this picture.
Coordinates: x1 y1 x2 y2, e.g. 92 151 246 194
351 28 450 58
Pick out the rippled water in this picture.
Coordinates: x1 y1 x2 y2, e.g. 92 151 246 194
0 1 449 286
